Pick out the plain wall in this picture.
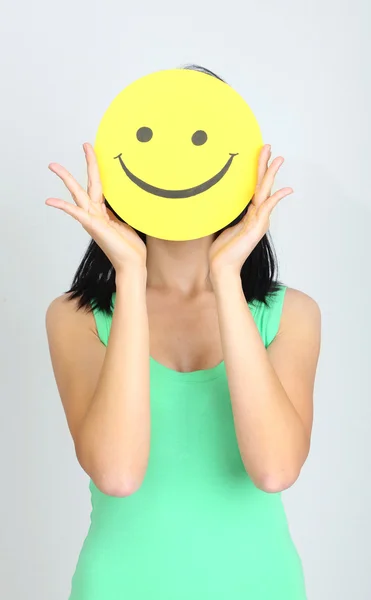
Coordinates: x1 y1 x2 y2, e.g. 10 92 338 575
1 0 370 598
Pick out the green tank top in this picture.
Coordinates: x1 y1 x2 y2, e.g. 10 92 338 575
69 284 306 599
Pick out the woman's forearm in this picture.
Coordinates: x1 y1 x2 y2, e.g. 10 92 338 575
76 267 150 496
211 270 309 492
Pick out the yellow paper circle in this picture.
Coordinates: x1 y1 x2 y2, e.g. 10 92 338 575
94 69 263 241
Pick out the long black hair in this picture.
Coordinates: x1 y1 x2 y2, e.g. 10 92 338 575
66 64 283 314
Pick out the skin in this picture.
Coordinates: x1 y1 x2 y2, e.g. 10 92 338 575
46 142 321 496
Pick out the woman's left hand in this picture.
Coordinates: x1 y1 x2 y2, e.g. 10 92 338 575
208 144 294 280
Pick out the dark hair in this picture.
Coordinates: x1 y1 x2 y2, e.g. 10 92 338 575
66 64 283 314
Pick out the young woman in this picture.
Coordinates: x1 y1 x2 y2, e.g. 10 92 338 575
46 66 321 600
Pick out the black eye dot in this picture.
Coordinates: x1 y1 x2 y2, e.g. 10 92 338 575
192 130 207 146
136 127 153 142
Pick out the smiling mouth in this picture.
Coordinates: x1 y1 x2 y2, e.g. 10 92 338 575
113 152 239 199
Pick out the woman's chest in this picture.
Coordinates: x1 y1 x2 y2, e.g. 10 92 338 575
146 289 223 373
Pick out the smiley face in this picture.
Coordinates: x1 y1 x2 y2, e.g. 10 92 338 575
114 144 239 199
94 69 263 241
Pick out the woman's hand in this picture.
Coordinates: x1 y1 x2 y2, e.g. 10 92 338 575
208 144 293 280
46 143 147 275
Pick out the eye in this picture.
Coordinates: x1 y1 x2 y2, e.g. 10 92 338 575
136 127 153 142
192 130 207 146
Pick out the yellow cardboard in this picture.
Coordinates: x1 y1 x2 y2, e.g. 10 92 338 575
95 68 263 241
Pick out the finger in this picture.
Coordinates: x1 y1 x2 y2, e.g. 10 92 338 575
45 197 91 227
254 156 284 205
259 187 294 215
256 144 272 189
48 163 90 210
84 143 103 204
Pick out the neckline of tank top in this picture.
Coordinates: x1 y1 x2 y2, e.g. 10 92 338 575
149 355 225 382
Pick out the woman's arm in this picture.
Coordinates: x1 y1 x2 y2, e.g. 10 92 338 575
46 267 150 497
208 145 320 492
46 143 150 497
212 272 321 493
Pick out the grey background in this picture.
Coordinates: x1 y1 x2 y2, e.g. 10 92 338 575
1 0 370 598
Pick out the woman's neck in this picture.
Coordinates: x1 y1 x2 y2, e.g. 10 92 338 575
145 233 215 295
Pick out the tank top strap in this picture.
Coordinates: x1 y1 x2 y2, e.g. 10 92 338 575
250 284 287 348
91 301 113 347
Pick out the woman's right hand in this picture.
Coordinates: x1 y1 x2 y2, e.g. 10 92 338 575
46 143 147 274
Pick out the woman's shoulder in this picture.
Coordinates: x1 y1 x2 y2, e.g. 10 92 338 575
283 286 320 315
46 292 80 320
46 293 97 337
280 286 321 333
